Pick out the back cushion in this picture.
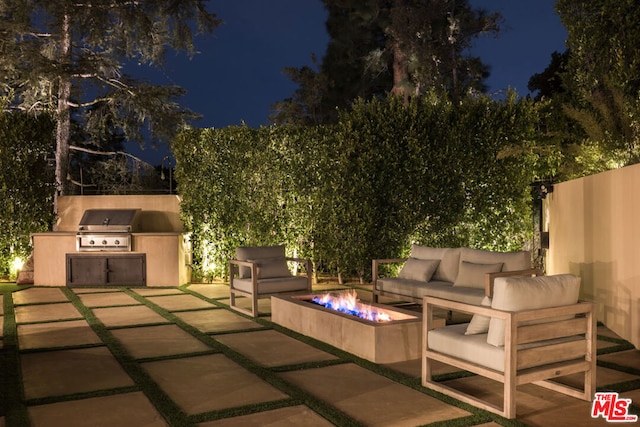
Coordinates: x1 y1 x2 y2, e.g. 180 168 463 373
236 245 286 278
486 274 581 346
460 247 531 272
410 245 461 283
398 258 440 282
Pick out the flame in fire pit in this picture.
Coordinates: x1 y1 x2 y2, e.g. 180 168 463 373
311 289 392 322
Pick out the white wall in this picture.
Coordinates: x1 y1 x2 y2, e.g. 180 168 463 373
546 163 640 349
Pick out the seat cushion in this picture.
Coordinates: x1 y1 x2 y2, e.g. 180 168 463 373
236 245 286 278
398 258 440 282
486 274 581 346
376 278 485 305
232 276 308 295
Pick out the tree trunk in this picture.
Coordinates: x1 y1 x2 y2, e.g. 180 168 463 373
390 40 410 105
54 12 72 215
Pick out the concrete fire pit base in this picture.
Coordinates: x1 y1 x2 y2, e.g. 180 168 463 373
271 294 442 364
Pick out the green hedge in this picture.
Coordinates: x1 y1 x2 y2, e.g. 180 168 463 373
0 111 55 279
173 95 544 282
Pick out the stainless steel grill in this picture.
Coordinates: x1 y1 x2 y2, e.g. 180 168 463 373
76 208 140 252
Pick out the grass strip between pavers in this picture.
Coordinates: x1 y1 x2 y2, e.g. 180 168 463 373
61 287 192 427
1 289 30 426
125 287 367 426
6 284 640 427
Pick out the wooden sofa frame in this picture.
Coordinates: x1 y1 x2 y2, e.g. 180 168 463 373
421 295 596 419
229 257 312 317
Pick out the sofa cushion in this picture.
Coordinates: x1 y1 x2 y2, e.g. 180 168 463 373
248 257 291 279
377 278 485 305
486 274 581 347
460 247 530 272
453 261 503 289
465 296 492 335
232 276 308 295
236 245 286 278
410 245 461 283
398 258 440 282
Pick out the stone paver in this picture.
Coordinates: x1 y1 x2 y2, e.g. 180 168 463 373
110 324 211 359
132 288 185 296
280 363 470 426
13 288 68 305
215 329 338 367
142 353 289 415
145 294 214 311
93 305 169 328
174 308 262 333
72 287 121 294
599 349 640 370
187 284 231 299
14 303 82 323
18 319 102 350
21 347 135 400
77 291 142 307
198 405 335 427
28 392 168 427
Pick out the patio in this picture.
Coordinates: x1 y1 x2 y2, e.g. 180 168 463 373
1 282 638 426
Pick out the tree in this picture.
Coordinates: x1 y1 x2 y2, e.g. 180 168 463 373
271 0 501 125
0 0 220 209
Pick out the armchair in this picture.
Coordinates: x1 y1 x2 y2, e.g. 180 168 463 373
422 274 596 419
229 245 311 317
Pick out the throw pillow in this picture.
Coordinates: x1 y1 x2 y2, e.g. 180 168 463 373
247 257 291 279
464 296 492 335
397 258 440 282
486 274 581 347
453 261 503 289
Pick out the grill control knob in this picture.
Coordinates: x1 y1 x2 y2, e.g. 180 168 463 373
89 240 95 245
102 240 108 245
114 239 120 245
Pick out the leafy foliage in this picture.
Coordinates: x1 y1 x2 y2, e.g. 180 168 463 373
175 95 543 281
0 109 55 278
0 0 221 197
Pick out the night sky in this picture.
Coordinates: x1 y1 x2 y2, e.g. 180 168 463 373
128 0 567 165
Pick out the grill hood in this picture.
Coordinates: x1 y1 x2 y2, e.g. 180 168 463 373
78 209 141 232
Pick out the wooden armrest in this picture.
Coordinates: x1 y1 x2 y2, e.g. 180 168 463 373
485 268 544 297
372 258 407 282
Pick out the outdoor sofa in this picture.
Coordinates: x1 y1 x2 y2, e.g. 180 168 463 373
372 245 536 305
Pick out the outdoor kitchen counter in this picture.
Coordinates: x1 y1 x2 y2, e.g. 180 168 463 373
31 232 190 287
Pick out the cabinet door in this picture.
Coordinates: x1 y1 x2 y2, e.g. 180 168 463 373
67 256 107 286
106 255 146 286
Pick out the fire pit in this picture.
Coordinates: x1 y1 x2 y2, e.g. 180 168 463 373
271 290 440 363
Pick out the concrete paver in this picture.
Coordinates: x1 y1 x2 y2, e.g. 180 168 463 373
28 392 169 427
280 363 471 426
188 284 231 299
14 303 82 323
13 288 68 305
198 404 335 427
174 308 262 333
77 291 142 307
21 346 135 400
18 319 102 350
132 288 185 296
92 305 169 328
110 324 211 359
145 294 215 311
215 329 338 367
142 353 289 415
